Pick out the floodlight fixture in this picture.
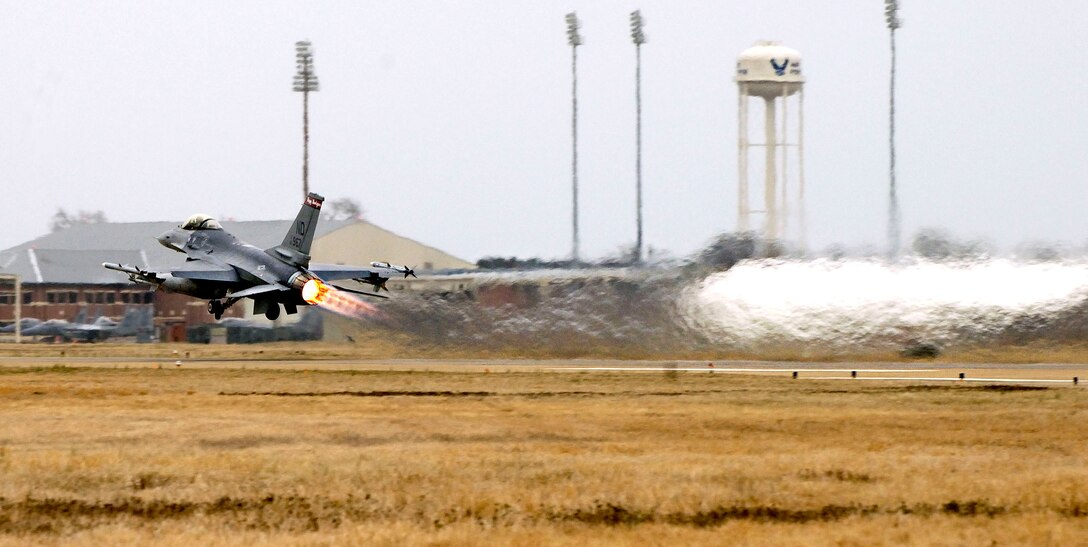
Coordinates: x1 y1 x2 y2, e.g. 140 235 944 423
566 12 583 47
629 10 646 45
293 40 320 93
884 0 902 30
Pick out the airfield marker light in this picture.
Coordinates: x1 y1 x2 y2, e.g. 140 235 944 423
1074 377 1079 385
792 371 798 379
293 40 320 200
851 370 857 379
959 372 965 381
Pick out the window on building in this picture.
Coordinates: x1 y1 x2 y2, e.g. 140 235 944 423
0 294 12 305
143 293 154 304
106 292 116 304
95 292 104 304
85 292 94 303
47 292 56 304
23 293 32 305
68 291 77 303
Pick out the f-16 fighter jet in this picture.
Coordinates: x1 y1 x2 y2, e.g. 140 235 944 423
104 193 414 320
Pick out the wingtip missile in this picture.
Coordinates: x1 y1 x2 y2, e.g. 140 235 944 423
103 262 161 284
103 262 141 276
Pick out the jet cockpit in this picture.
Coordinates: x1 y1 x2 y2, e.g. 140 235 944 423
181 214 223 230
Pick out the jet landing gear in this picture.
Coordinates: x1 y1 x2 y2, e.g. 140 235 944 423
264 304 280 321
208 300 224 320
207 298 239 320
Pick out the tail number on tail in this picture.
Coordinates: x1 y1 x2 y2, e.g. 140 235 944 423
290 221 306 248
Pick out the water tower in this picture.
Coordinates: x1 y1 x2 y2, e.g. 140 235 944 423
735 40 805 244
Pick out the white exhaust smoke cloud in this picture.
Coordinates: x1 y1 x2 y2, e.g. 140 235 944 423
682 258 1088 348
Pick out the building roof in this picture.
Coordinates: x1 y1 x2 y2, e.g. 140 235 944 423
33 249 150 284
0 218 357 284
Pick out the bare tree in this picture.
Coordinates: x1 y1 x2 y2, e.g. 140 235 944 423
911 228 989 260
320 198 364 221
50 208 108 232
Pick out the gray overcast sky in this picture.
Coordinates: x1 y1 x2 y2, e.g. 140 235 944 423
2 1 1087 262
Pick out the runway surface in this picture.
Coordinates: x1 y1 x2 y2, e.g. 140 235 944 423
0 355 1084 386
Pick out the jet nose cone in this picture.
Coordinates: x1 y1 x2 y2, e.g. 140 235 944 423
157 229 186 252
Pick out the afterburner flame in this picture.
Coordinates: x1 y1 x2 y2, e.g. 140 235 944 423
302 278 381 320
302 278 331 305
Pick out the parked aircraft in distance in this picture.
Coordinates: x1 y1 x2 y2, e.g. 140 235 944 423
0 318 42 333
15 307 153 342
19 308 87 339
62 307 154 342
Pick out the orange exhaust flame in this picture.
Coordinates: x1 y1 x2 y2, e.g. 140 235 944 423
302 278 331 304
302 278 381 320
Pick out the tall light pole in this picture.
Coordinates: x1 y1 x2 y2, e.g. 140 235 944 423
293 41 320 200
630 10 647 265
885 1 901 259
566 13 583 264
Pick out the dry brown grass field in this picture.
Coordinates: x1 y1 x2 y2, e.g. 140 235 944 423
0 350 1087 545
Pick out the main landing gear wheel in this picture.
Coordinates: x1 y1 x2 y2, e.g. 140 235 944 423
208 300 224 320
265 304 281 321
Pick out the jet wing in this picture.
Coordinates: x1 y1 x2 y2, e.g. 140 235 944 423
308 263 380 281
170 261 242 283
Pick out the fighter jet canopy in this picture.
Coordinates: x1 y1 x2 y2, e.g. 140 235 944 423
181 214 223 231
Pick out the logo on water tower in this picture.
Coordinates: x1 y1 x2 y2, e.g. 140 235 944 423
770 58 790 76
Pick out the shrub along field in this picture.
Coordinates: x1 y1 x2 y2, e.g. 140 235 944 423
0 361 1086 545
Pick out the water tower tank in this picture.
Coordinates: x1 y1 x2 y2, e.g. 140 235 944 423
736 41 804 99
734 40 806 246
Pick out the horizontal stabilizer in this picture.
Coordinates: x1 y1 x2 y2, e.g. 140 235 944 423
330 284 389 299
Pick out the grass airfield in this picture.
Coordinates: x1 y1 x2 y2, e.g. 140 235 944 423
0 343 1087 545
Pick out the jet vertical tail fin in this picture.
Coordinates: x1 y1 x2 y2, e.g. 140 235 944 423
118 307 139 329
268 193 323 267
